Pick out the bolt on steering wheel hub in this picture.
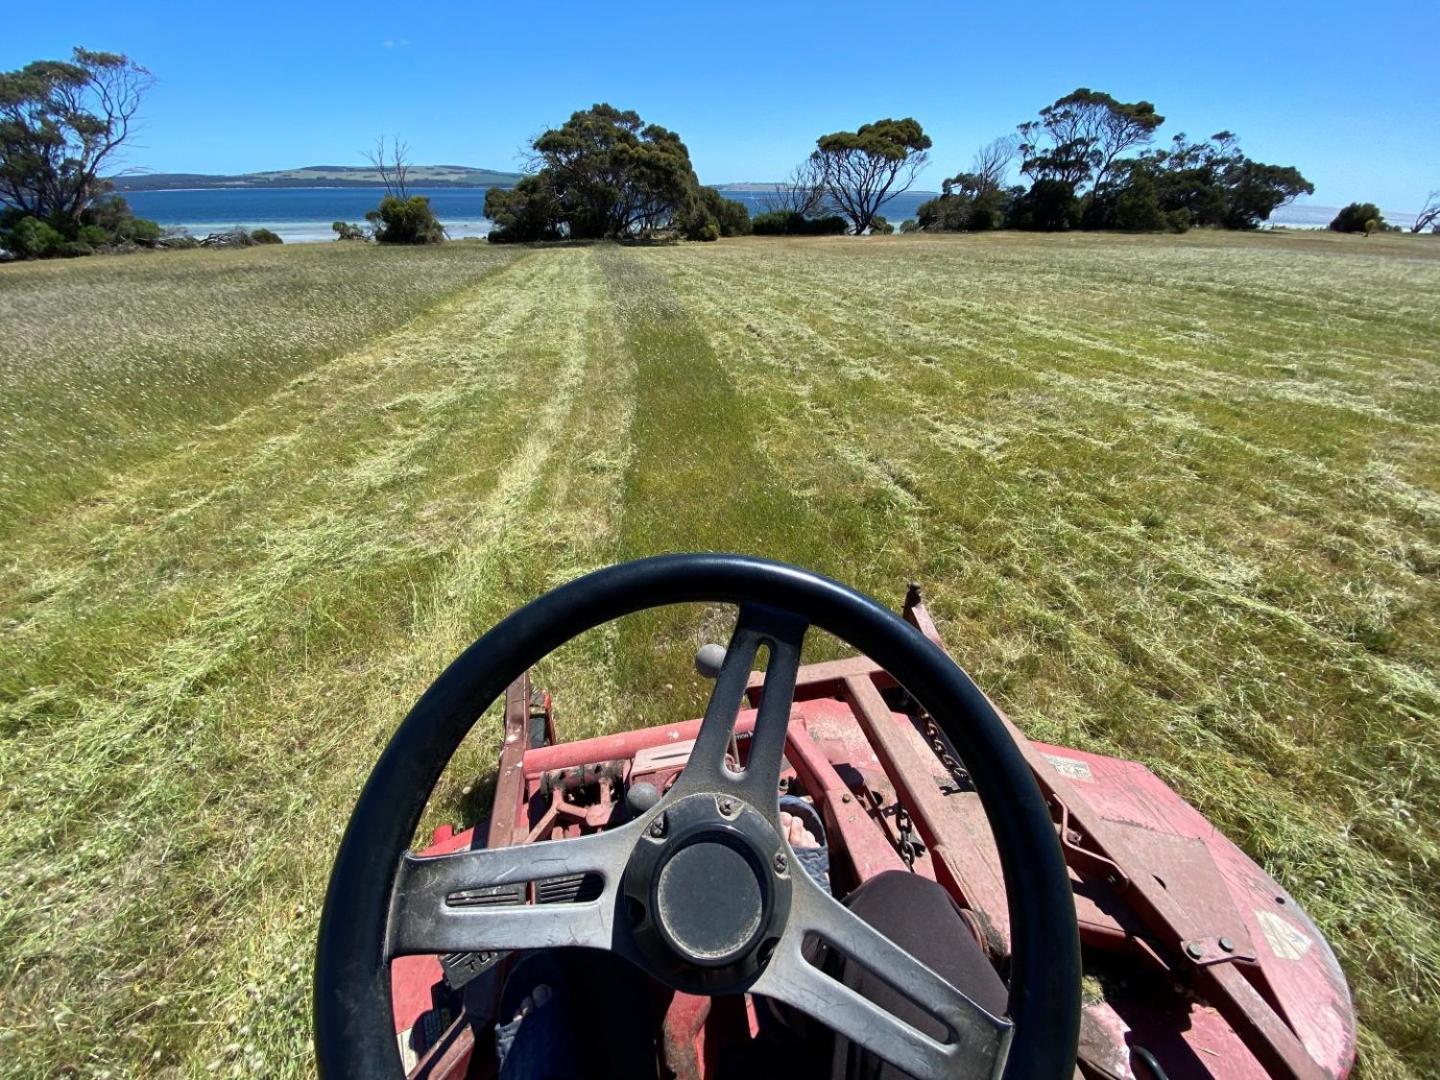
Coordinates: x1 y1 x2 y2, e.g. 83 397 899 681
622 792 791 993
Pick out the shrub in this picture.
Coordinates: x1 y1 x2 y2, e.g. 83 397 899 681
485 178 564 243
1329 202 1383 233
2 215 63 258
250 228 283 245
84 195 161 246
696 187 750 237
682 213 721 242
332 221 368 241
869 216 894 235
751 211 847 236
917 185 1015 233
900 219 918 234
366 195 444 244
0 195 161 259
76 224 111 248
916 195 968 232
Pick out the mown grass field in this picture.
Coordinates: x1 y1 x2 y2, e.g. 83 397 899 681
1 230 1437 1077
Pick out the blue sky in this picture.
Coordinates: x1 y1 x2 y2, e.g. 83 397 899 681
6 0 1437 211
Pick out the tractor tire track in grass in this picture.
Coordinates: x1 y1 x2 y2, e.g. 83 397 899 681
594 245 868 732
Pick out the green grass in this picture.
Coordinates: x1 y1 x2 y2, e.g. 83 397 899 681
1 230 1437 1077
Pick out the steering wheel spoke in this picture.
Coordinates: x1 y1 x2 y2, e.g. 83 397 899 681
388 824 636 958
751 873 1015 1080
671 603 807 815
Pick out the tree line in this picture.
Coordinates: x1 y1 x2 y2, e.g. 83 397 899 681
911 90 1317 234
3 47 1437 259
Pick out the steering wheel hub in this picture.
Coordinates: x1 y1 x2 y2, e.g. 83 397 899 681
622 792 790 992
656 837 764 962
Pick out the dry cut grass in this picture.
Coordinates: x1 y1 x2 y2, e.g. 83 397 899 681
0 230 1437 1077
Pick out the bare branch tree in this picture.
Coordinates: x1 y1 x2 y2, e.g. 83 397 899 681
365 135 412 199
1412 190 1440 234
761 159 827 216
971 135 1017 195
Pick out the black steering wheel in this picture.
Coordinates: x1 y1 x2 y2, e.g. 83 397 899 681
314 554 1080 1079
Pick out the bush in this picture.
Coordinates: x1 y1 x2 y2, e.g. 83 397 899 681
681 213 721 242
84 195 161 246
76 224 111 248
250 228 283 245
332 221 368 241
366 195 444 244
918 187 1013 233
751 211 848 236
1329 202 1385 234
900 219 918 234
485 178 564 243
696 187 750 237
1 215 63 258
868 216 894 235
0 196 164 259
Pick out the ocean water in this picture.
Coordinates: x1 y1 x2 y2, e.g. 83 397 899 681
120 186 1417 244
122 186 497 243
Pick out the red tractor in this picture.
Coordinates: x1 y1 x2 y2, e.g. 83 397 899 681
315 555 1355 1079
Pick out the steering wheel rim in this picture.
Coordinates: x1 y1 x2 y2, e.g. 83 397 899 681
314 554 1080 1079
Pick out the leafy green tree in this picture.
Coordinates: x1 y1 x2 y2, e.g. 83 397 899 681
1007 179 1082 231
1329 202 1384 233
488 104 704 242
1081 162 1190 232
1018 89 1163 192
811 118 931 234
1142 133 1312 229
485 176 564 243
365 195 444 244
0 48 153 228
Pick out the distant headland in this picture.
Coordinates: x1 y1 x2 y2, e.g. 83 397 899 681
110 164 525 191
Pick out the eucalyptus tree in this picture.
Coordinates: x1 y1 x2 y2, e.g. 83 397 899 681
0 48 153 226
810 118 931 234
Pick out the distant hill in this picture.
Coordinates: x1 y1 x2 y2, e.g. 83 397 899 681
110 165 524 191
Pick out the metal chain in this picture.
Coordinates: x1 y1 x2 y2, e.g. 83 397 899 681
896 806 918 871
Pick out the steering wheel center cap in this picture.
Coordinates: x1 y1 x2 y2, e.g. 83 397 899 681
655 837 765 964
621 792 791 992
